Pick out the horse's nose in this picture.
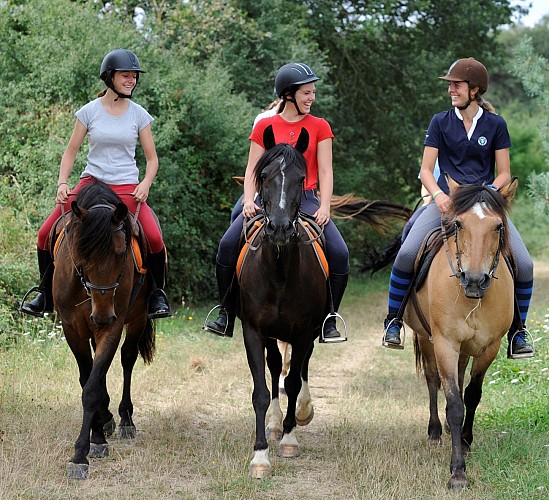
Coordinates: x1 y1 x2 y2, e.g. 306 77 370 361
265 218 293 245
90 313 117 326
460 272 491 299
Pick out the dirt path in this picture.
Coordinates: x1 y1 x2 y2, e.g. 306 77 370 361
1 262 546 499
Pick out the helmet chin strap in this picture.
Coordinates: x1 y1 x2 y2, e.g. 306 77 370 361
105 72 134 101
290 97 304 115
457 87 474 110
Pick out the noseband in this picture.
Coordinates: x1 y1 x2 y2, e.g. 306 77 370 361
442 220 505 289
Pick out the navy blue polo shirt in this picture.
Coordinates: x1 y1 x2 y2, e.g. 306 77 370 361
424 107 512 193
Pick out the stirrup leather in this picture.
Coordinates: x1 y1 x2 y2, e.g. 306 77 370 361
382 318 405 350
319 312 348 343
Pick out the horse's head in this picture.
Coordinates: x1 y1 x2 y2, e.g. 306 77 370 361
445 176 517 299
254 125 309 246
69 180 132 326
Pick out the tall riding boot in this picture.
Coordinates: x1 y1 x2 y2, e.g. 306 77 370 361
146 249 172 319
382 269 415 349
321 272 349 342
20 247 54 318
204 262 237 337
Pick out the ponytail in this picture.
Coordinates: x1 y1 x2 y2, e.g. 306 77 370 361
98 88 107 98
477 96 496 114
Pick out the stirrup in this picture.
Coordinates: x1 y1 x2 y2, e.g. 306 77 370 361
203 304 231 336
382 318 405 350
20 286 47 318
507 329 535 359
319 312 348 343
147 289 172 319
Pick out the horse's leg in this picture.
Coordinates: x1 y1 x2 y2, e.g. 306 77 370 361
116 327 141 439
417 334 442 443
68 333 120 479
90 336 116 435
265 337 284 441
277 340 291 394
295 342 314 426
279 341 309 458
462 344 498 453
243 329 271 479
435 340 467 490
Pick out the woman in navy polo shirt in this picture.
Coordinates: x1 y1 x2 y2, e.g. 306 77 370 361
382 58 534 360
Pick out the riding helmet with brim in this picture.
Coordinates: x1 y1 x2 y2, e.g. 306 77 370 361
439 57 488 95
100 49 144 99
274 62 320 98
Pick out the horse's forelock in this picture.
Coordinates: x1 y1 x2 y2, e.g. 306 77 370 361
253 143 306 190
450 184 509 219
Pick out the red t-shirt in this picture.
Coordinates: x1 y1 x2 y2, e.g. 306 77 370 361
250 114 334 191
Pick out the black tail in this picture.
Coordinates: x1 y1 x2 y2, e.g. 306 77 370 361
359 231 403 274
138 318 156 364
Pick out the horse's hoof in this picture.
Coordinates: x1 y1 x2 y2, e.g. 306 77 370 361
448 474 467 490
103 417 116 437
67 462 89 480
279 443 300 458
117 425 136 439
296 406 314 426
249 463 271 479
266 427 283 441
88 443 109 459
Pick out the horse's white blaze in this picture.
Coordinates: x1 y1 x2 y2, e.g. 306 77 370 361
279 157 287 210
472 202 487 219
280 429 299 448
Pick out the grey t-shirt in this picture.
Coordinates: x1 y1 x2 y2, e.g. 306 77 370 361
76 98 154 184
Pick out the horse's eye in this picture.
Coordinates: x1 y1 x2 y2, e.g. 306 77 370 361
454 221 462 231
495 223 503 232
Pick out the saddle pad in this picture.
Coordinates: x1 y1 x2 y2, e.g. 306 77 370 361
236 219 329 280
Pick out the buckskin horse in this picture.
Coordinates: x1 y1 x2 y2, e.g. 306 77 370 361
52 180 155 479
404 178 518 489
238 125 412 478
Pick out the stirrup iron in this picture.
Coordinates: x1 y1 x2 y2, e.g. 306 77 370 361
382 318 405 350
203 304 231 336
508 328 535 359
319 312 348 343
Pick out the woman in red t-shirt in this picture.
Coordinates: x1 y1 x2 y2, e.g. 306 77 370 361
205 63 349 341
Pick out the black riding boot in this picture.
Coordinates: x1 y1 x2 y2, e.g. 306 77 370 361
204 262 237 337
146 249 172 319
507 315 534 359
20 247 54 318
321 272 349 342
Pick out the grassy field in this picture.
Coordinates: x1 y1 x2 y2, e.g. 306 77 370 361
0 259 547 499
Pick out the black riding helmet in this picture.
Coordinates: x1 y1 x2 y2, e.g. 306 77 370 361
274 62 320 115
99 49 145 100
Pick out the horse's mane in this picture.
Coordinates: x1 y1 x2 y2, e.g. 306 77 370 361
71 180 131 269
253 143 307 190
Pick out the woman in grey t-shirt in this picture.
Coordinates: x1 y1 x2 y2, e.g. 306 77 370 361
21 49 171 320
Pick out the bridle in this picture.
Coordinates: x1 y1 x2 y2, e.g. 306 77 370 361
62 201 128 298
441 219 505 289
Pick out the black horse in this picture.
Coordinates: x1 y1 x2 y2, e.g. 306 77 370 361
238 125 324 478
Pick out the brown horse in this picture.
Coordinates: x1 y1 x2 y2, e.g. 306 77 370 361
404 178 517 490
52 180 155 480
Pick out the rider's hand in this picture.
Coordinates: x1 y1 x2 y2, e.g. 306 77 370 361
56 183 70 205
242 199 260 219
132 179 152 203
434 192 451 214
313 206 331 226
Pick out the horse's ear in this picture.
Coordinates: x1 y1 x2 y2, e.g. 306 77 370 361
113 203 128 224
446 175 459 194
263 125 276 150
71 201 87 220
499 176 518 202
295 128 309 154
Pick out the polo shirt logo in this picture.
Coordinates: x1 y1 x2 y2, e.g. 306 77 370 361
478 136 487 146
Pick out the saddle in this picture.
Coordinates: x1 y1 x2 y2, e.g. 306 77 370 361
236 212 329 281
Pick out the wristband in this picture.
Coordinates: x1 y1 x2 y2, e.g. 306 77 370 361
57 182 68 188
432 189 444 199
486 184 498 191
